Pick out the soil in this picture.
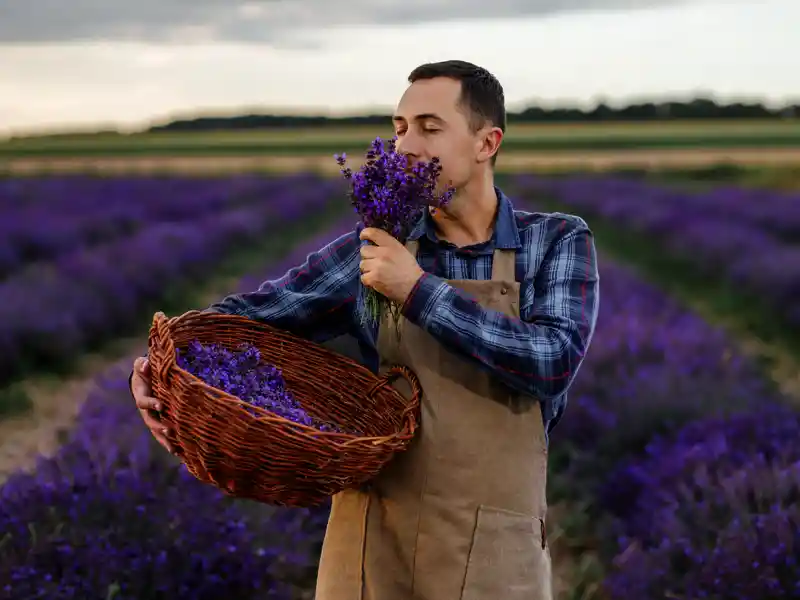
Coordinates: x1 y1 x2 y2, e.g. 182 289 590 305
0 340 144 484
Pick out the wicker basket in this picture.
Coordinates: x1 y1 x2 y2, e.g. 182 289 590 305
147 310 421 507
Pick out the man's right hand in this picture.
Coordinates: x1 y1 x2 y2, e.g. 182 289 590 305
131 356 175 455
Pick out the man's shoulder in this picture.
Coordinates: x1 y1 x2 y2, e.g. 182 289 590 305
320 223 362 252
295 223 362 273
512 206 591 242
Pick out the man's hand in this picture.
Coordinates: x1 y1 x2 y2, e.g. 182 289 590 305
359 228 424 305
131 356 176 455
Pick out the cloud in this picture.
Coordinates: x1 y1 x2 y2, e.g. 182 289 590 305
0 0 694 44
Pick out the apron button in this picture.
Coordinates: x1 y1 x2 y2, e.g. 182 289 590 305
500 287 508 295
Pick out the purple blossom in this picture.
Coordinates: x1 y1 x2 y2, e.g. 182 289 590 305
176 340 347 433
600 403 800 545
0 175 271 279
335 136 454 325
603 459 800 600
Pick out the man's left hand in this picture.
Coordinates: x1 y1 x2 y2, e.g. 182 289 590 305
359 228 424 305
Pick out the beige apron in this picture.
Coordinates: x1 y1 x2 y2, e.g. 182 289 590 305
315 241 552 600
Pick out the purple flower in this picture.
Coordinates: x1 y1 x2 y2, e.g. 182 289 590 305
335 136 454 325
603 458 800 600
600 403 800 545
177 340 349 433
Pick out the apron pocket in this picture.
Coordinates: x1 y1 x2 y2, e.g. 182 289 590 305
460 505 552 600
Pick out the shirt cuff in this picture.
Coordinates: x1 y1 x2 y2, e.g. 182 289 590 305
400 272 448 326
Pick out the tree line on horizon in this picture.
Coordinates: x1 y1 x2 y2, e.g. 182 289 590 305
149 97 799 133
6 97 798 141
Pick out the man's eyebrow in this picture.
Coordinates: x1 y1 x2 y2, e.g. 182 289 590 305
392 113 446 124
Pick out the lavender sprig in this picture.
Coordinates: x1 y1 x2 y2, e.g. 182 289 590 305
335 136 454 328
176 340 345 433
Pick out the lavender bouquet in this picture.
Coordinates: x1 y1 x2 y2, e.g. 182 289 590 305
176 340 343 432
335 136 455 327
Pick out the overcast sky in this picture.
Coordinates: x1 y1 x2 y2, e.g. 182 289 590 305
1 0 796 135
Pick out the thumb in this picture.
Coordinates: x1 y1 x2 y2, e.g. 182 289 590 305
135 357 150 375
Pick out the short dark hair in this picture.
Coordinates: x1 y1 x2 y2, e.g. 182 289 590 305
407 60 506 165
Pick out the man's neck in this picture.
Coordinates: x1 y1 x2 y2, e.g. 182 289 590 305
430 176 498 248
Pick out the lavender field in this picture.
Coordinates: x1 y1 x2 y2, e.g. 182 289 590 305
512 175 800 333
0 174 343 388
1 174 799 599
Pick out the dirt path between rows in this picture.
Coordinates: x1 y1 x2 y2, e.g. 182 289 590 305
0 341 144 483
3 147 800 176
678 297 800 402
0 268 259 484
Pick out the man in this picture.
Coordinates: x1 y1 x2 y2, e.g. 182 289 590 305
131 60 599 600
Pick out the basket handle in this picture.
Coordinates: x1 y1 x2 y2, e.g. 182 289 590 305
366 365 422 414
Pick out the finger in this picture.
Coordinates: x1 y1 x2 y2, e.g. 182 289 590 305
155 436 176 455
359 245 381 259
359 256 377 273
141 411 175 452
151 428 175 454
360 273 375 287
131 373 152 401
131 368 154 400
359 228 394 246
134 389 161 412
134 356 150 376
141 409 164 431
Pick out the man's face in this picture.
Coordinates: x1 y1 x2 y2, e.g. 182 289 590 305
392 77 498 191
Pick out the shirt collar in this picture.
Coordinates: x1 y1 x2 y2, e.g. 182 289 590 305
407 186 522 250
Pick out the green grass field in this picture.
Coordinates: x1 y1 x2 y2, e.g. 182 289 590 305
2 120 800 158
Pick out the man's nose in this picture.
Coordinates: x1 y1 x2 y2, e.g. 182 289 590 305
395 132 423 160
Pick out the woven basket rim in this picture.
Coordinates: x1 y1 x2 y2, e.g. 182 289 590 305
158 309 381 376
154 310 419 447
172 361 415 447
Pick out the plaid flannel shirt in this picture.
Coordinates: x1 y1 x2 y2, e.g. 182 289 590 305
205 187 599 435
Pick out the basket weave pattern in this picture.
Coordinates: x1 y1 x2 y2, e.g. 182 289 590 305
148 310 421 507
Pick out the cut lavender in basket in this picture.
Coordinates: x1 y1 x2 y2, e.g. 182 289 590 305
176 340 343 433
335 136 455 326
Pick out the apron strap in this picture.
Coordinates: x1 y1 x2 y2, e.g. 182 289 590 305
491 248 516 282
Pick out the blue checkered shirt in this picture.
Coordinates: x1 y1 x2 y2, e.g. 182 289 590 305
207 188 600 435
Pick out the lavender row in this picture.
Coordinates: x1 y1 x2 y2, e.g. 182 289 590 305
0 175 334 280
519 174 800 240
545 256 799 596
549 258 778 495
0 218 356 600
515 175 800 326
0 181 339 385
601 406 800 599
